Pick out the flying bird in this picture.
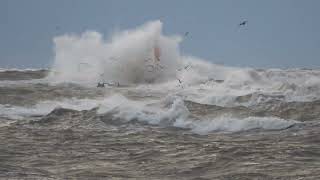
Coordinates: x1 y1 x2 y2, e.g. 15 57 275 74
239 20 248 27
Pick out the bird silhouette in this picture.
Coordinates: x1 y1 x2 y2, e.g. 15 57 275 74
239 20 248 26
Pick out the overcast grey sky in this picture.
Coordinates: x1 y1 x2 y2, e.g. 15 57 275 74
1 0 320 68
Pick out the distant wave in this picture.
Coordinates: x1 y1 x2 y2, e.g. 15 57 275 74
0 68 48 72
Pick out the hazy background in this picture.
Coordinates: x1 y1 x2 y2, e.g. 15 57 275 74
1 0 320 68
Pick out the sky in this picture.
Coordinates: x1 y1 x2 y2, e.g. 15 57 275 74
1 0 320 68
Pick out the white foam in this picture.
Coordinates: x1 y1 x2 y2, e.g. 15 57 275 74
174 116 296 135
2 20 315 134
94 95 296 134
0 93 297 134
48 20 182 85
46 20 320 105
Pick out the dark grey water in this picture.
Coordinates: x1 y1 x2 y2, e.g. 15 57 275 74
0 70 320 179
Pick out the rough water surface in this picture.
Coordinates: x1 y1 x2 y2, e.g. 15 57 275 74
0 69 320 180
1 20 320 179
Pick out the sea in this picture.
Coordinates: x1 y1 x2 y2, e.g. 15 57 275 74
0 21 319 179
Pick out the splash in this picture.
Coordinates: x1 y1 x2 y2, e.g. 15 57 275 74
48 20 182 85
47 20 320 104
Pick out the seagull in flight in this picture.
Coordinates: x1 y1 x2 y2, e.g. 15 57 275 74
239 20 248 27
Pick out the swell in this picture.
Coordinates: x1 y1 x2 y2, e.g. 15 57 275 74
0 69 48 81
185 100 320 122
0 83 106 106
6 97 307 134
1 106 318 179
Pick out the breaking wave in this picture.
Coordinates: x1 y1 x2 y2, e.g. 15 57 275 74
48 20 182 85
1 20 319 134
48 20 320 103
0 95 297 134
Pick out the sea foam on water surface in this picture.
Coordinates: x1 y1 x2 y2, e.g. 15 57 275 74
2 20 319 134
0 94 298 134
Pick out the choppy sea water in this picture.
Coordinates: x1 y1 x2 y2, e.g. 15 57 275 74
1 20 320 179
0 69 320 180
